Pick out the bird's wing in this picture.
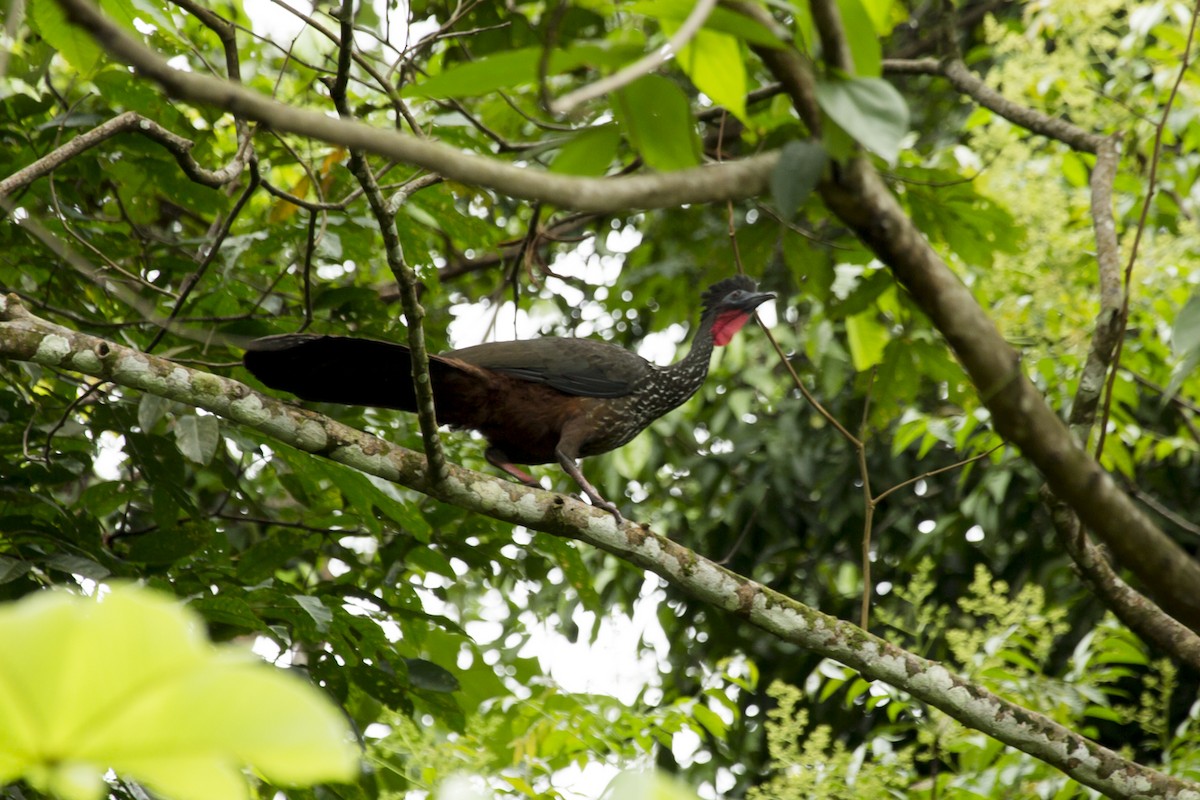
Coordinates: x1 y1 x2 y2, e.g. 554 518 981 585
447 338 652 398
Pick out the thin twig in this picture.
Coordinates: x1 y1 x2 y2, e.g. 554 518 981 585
331 0 448 485
858 369 876 629
1096 0 1199 459
144 168 261 352
883 58 1104 154
0 110 242 196
550 0 719 115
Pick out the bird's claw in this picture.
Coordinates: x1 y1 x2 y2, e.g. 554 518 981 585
600 501 624 524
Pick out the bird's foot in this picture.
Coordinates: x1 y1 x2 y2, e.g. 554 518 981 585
590 496 624 524
555 451 626 524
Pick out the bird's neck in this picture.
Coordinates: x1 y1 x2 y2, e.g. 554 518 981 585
639 310 721 416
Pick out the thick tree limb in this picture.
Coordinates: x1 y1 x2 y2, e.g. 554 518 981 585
754 0 1200 635
879 35 1200 658
0 297 1197 800
53 0 778 213
818 156 1200 633
1039 134 1200 667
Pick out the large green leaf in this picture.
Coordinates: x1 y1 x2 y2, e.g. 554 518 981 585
632 0 785 48
815 76 909 165
613 75 701 171
404 43 643 99
666 25 748 122
0 586 358 800
836 0 883 76
771 140 828 220
173 414 220 465
550 125 621 176
845 310 889 371
28 0 102 73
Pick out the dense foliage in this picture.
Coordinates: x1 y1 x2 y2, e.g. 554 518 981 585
2 0 1200 797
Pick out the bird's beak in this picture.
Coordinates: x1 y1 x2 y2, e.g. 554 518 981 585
737 291 776 313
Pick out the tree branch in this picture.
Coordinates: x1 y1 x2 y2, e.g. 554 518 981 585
54 0 778 213
0 296 1196 799
1032 132 1200 668
0 110 242 197
882 57 1105 154
773 0 1200 635
817 155 1200 632
1043 488 1200 672
550 0 718 115
330 0 447 486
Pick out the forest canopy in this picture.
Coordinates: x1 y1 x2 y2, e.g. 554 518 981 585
2 0 1200 798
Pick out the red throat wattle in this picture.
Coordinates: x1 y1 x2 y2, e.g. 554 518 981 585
712 311 751 346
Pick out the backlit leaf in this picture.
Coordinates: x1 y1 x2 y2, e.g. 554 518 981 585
29 0 101 74
550 125 621 176
671 27 748 122
845 311 889 371
614 75 701 171
0 586 358 800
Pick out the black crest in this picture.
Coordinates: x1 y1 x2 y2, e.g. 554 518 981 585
701 274 759 310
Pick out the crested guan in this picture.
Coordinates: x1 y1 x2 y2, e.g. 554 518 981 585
243 275 774 519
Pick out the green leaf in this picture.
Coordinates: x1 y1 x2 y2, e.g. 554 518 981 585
406 50 540 99
631 1 784 48
405 43 643 99
671 27 748 122
406 658 460 693
603 770 700 800
173 414 220 465
845 311 889 371
815 76 909 165
0 586 358 800
138 393 171 432
1172 291 1200 357
613 75 701 171
29 0 102 74
837 0 883 77
550 125 621 176
191 594 264 632
691 704 728 738
771 140 828 220
293 594 333 634
0 556 31 585
351 663 412 709
859 0 900 35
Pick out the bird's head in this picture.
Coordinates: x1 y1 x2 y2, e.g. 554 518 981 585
701 276 775 346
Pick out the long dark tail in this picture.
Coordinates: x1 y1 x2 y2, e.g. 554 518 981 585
243 334 426 411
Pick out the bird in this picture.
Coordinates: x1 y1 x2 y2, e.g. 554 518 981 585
242 275 774 520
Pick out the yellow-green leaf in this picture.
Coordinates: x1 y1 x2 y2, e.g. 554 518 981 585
550 125 621 176
613 75 701 171
0 586 358 800
28 0 102 73
671 27 748 122
845 311 889 371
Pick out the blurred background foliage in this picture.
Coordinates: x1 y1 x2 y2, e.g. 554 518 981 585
1 0 1199 797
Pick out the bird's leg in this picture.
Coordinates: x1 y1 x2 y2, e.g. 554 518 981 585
555 446 623 522
485 448 541 487
487 446 621 521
